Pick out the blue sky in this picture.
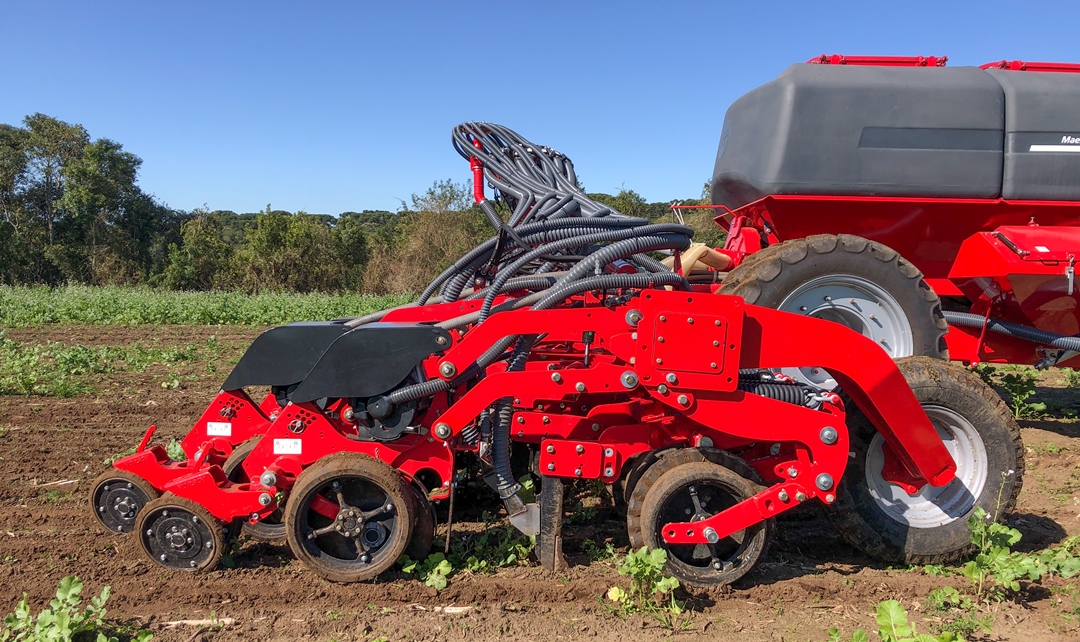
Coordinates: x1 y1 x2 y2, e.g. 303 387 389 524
2 1 1077 215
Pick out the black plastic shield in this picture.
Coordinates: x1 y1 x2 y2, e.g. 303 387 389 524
289 323 452 403
221 322 350 391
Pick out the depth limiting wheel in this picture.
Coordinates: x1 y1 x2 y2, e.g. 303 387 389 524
135 494 226 572
406 482 436 561
89 470 159 534
826 357 1024 564
284 453 414 583
638 460 772 587
627 447 766 550
719 234 948 387
222 438 285 543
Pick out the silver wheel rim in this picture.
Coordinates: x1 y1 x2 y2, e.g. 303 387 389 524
778 274 913 388
865 405 988 529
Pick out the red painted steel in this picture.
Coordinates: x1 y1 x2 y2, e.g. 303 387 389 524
808 54 947 67
981 60 1080 73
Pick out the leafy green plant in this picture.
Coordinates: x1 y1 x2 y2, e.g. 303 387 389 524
1 575 153 642
1064 367 1080 389
925 587 993 638
165 439 186 462
446 511 535 574
829 600 957 642
963 506 1080 599
604 547 685 628
998 368 1046 418
400 552 453 590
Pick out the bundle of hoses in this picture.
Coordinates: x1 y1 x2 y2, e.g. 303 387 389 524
351 123 695 516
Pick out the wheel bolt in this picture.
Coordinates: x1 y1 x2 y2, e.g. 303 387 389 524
703 527 719 543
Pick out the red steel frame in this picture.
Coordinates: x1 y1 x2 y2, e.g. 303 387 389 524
113 288 957 546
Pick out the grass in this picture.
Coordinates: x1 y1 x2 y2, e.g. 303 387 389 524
0 285 409 326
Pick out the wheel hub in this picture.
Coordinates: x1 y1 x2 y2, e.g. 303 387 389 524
140 504 218 570
866 405 988 528
778 274 914 388
93 477 153 534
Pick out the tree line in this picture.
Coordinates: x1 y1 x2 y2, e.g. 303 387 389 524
0 114 723 294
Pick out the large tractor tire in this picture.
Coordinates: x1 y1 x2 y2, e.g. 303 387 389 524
827 357 1023 564
719 234 948 386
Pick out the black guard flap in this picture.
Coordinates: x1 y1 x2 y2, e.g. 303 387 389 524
289 323 451 403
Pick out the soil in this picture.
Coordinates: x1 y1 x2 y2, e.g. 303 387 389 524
2 325 1080 642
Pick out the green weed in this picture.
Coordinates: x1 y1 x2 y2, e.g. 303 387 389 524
829 600 957 642
399 553 453 590
1 575 153 642
604 547 686 629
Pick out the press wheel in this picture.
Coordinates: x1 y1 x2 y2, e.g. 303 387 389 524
89 469 159 534
135 494 227 572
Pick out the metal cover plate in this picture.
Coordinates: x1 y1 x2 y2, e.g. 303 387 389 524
651 312 729 374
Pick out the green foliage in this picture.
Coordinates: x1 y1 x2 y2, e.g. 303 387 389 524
829 600 957 642
0 286 407 326
165 439 186 462
962 507 1080 599
399 552 453 591
975 365 1046 418
1065 368 1080 389
0 331 236 397
1 575 152 642
998 368 1046 418
605 547 684 628
924 587 993 638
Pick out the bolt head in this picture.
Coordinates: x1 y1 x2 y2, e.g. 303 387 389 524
434 423 452 439
436 335 448 345
687 317 694 324
542 416 550 424
547 463 555 471
795 491 807 502
575 382 586 392
551 372 563 383
770 443 781 456
778 490 790 502
592 423 601 432
825 493 835 503
816 473 834 491
657 384 668 394
576 444 585 454
820 426 838 445
703 526 718 543
666 373 677 384
787 467 798 478
546 444 555 454
659 315 667 322
258 492 273 506
604 448 614 457
439 362 457 378
604 468 614 477
574 469 582 477
677 394 689 406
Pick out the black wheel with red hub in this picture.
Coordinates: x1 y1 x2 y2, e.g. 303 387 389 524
89 469 159 534
222 438 286 543
284 453 414 583
638 460 773 587
135 494 226 572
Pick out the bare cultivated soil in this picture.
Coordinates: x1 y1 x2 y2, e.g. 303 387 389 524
2 326 1080 641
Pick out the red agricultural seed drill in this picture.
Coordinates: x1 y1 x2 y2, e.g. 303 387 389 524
90 65 1046 585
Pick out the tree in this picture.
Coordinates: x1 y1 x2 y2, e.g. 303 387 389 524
22 113 89 244
157 212 234 290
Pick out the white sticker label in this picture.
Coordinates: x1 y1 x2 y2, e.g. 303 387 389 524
1035 245 1050 253
206 421 232 436
274 438 302 455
